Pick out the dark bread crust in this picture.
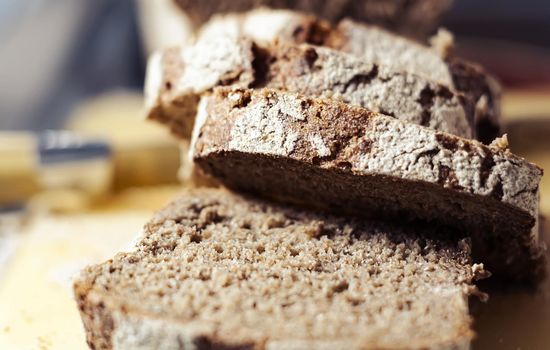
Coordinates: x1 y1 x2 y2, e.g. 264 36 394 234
193 88 545 283
145 47 200 138
75 267 116 350
258 42 476 138
194 11 501 143
147 11 499 143
145 38 257 138
146 37 476 139
446 57 501 144
324 19 501 144
75 188 481 349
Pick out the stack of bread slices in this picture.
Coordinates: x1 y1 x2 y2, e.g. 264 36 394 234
75 6 546 350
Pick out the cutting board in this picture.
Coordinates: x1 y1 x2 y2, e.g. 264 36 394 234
0 187 180 350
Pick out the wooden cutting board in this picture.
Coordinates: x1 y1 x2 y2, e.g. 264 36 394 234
0 186 180 350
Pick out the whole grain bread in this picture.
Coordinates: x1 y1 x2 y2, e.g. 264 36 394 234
75 188 485 350
144 35 256 138
325 19 502 144
260 42 475 138
146 36 476 139
174 0 453 38
193 88 545 283
195 10 501 143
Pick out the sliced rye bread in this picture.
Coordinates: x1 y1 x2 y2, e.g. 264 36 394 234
258 42 475 138
324 19 502 144
75 188 485 350
145 36 476 140
174 0 453 38
196 10 501 144
192 88 545 283
144 35 255 138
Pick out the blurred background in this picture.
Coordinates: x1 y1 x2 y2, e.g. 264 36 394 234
0 1 549 349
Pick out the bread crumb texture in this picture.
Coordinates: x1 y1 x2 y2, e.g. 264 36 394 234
75 189 477 350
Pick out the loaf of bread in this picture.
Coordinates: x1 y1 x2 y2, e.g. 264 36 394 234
76 4 546 349
75 188 485 350
193 88 545 283
146 36 476 139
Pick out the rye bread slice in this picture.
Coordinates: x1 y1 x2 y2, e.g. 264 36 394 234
74 188 484 350
193 88 545 283
324 19 502 144
174 0 453 38
145 36 475 139
195 10 501 144
144 36 256 138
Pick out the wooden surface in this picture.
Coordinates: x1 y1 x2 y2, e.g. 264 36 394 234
0 187 180 350
473 87 550 349
0 89 549 349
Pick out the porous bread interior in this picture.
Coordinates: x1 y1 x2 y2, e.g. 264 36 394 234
75 189 476 350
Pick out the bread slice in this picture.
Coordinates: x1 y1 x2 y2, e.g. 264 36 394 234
259 42 475 138
174 0 453 38
325 19 502 144
144 35 256 138
193 88 545 283
195 10 501 144
145 36 476 139
75 188 485 350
